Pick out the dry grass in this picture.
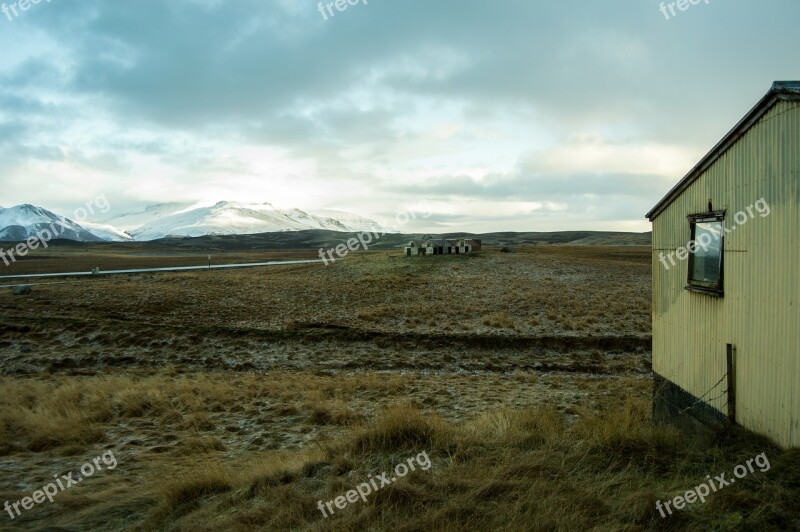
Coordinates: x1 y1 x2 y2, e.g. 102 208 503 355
482 312 518 330
138 399 797 531
0 372 796 530
0 246 793 530
0 370 631 459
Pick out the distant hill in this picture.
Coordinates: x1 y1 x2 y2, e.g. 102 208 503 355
434 231 652 247
101 230 652 251
0 202 652 249
1 221 651 251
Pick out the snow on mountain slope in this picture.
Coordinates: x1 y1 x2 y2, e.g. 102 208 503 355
80 221 134 242
0 204 102 242
102 203 196 232
126 202 392 240
308 209 396 233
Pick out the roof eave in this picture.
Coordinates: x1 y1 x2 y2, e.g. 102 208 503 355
646 83 800 222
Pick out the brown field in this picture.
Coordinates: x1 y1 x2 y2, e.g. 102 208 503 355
0 245 797 531
0 246 318 277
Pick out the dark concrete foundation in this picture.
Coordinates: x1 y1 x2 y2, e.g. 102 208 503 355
653 373 727 446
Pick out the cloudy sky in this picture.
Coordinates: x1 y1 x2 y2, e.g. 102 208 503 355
0 0 797 232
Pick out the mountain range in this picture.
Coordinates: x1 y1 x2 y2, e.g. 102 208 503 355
0 202 392 242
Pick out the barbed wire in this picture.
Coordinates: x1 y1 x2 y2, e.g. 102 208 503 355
679 372 728 414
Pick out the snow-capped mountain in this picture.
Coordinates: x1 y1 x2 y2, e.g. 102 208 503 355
104 201 393 241
0 204 102 242
0 201 392 242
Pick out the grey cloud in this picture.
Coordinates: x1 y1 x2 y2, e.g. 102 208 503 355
1 0 798 230
392 171 673 200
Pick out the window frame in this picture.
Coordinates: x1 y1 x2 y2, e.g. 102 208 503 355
685 210 726 297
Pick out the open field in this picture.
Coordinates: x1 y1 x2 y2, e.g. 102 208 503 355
0 229 650 277
0 245 797 531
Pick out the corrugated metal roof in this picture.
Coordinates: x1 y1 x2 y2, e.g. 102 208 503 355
773 80 800 94
646 81 800 221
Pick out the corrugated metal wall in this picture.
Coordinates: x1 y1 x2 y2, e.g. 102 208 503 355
652 100 800 448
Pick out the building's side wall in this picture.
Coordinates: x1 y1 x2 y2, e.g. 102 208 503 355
652 100 800 448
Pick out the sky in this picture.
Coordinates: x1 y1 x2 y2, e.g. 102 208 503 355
0 0 797 233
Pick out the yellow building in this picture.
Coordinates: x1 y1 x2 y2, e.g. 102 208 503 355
646 81 800 448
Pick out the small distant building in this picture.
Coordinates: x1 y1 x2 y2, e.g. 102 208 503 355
458 239 482 254
404 239 428 256
405 237 481 257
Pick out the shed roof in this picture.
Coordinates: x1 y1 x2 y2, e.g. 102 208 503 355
646 81 800 221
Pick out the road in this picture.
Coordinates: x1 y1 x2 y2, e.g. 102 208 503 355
0 259 325 283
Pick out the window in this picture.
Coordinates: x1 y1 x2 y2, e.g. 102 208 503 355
686 211 725 295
